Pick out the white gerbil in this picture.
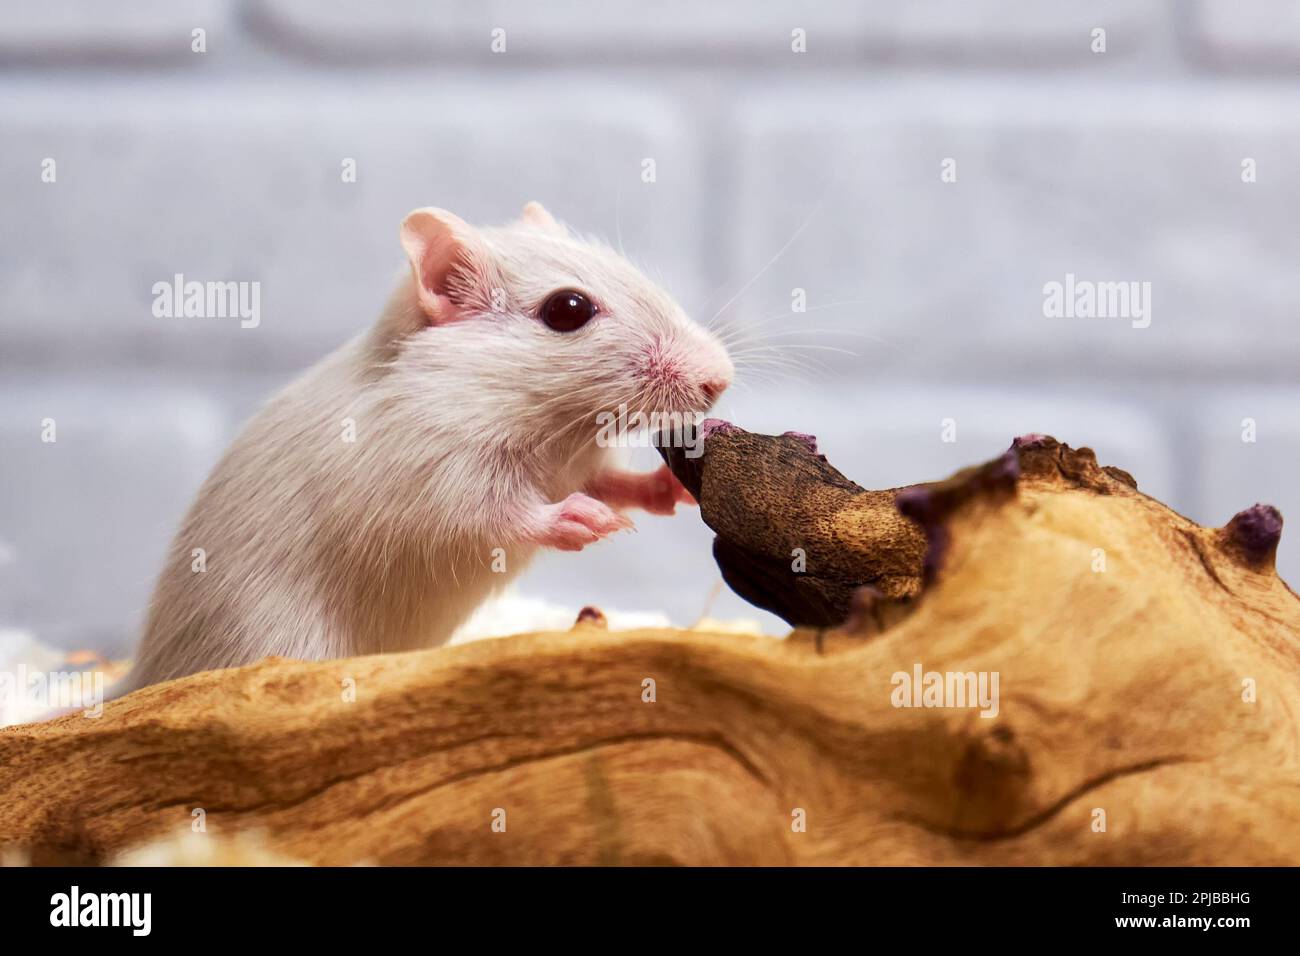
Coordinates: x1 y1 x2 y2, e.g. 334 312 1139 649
122 202 732 691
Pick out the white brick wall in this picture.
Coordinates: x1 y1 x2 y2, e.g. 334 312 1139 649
2 1 1297 652
1190 0 1300 67
0 78 706 371
0 379 228 654
726 80 1300 378
0 1 231 61
245 0 1165 63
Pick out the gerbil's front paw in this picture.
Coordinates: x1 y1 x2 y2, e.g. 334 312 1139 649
638 465 696 516
585 465 696 515
532 493 634 552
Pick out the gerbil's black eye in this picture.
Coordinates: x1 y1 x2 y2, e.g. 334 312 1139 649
539 289 597 333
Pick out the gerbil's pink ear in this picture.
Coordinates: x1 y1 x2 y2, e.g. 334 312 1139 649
399 207 485 324
519 200 566 237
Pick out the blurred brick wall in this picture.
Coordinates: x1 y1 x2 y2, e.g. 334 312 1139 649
2 0 1297 651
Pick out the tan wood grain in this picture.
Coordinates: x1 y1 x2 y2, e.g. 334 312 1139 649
2 436 1296 865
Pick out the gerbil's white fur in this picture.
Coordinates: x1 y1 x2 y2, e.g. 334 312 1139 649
123 203 732 691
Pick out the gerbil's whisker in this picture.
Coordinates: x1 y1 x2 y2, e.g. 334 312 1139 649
703 177 839 329
615 188 626 258
720 298 874 328
530 397 615 459
732 342 859 358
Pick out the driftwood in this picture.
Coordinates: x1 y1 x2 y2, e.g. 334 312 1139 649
2 431 1298 865
660 422 927 626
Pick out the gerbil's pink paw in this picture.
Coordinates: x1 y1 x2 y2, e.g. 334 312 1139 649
586 466 696 515
637 465 696 515
532 493 634 552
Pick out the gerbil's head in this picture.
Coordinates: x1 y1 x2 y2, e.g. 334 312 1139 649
389 202 733 444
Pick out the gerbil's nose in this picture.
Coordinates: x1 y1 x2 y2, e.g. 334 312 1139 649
700 378 728 405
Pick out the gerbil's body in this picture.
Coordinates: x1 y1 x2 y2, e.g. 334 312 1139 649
125 203 732 690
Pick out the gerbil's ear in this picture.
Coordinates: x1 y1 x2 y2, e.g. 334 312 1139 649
519 200 566 236
399 207 488 324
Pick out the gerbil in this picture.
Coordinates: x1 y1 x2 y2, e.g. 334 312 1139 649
122 202 732 691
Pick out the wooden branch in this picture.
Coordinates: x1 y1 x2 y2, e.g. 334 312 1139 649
2 432 1297 866
660 421 927 627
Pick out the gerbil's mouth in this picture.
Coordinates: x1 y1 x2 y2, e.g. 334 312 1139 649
636 337 731 416
671 374 730 415
638 381 719 418
698 378 727 409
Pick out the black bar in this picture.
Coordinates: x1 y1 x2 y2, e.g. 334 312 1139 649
0 866 1288 942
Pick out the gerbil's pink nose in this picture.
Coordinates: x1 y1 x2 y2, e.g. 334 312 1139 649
700 378 728 404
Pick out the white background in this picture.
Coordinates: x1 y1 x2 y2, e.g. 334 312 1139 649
2 0 1298 654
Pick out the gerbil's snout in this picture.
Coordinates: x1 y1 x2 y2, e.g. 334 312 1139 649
700 378 727 405
658 327 733 413
696 350 734 409
698 332 734 408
